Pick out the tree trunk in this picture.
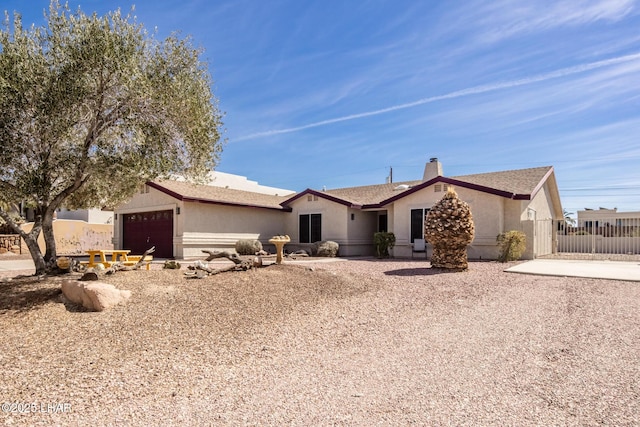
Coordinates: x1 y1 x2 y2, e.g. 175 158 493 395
24 222 47 275
42 210 57 263
0 210 47 276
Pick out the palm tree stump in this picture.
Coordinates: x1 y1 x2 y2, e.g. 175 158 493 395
425 188 475 270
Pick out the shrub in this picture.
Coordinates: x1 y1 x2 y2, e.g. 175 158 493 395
235 239 263 255
497 230 526 262
374 232 395 258
163 260 181 269
314 240 339 257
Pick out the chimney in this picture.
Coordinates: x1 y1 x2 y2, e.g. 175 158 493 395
423 157 443 181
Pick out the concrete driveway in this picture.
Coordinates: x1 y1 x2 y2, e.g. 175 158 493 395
506 258 640 282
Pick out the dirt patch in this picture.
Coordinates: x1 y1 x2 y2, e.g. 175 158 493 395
1 259 639 426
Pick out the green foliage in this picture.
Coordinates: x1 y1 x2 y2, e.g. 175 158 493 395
163 260 181 269
235 239 263 255
0 1 224 272
314 240 339 257
374 232 396 258
496 230 527 262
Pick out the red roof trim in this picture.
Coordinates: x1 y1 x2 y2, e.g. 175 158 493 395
281 188 360 208
527 166 554 200
362 176 533 209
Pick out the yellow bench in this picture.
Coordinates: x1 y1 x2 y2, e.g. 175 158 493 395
123 255 154 270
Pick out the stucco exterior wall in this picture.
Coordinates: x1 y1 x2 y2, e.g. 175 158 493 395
390 186 509 259
283 195 348 254
345 209 378 256
389 186 441 257
21 220 113 255
179 202 286 258
526 184 555 220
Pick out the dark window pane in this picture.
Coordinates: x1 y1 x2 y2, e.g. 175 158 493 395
310 214 322 242
410 209 423 243
378 214 388 232
300 215 310 243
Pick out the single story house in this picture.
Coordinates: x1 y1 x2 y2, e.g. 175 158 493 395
113 159 564 259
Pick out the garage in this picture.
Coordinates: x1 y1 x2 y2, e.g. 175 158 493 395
122 210 173 258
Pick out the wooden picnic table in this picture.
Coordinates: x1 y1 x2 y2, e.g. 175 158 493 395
85 249 131 268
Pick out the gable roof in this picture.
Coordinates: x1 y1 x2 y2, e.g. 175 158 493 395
282 166 556 209
147 180 292 212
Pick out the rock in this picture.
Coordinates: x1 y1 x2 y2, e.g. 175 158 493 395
80 271 100 281
56 257 71 271
61 280 131 311
0 248 7 254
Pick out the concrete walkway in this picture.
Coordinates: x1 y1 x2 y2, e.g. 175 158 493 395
0 258 35 272
506 259 640 282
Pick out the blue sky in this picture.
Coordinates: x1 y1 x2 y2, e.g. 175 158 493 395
4 0 640 213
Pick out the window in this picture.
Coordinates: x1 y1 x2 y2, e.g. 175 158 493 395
378 214 388 232
300 214 321 243
410 208 430 243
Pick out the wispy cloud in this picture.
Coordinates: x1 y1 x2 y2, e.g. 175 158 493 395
235 52 640 142
471 0 636 43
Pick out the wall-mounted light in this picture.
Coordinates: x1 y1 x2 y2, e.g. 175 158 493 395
176 207 181 215
351 213 355 221
114 213 118 220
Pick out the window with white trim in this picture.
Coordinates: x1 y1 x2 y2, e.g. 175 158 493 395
299 214 321 243
410 208 430 243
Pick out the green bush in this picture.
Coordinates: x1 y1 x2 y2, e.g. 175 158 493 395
496 230 526 262
163 260 181 269
374 232 396 258
235 239 263 255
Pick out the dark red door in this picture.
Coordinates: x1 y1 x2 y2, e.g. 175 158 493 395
122 210 173 258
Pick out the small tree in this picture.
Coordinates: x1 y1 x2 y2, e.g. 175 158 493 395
374 232 395 258
563 209 576 226
0 1 224 274
424 187 475 270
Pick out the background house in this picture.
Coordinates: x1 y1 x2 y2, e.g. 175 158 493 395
556 207 640 255
114 159 564 260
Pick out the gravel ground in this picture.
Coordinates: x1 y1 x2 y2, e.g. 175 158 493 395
0 257 639 426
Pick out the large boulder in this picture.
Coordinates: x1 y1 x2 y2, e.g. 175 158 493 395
61 280 131 311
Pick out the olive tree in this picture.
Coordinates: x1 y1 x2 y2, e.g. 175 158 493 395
0 1 224 275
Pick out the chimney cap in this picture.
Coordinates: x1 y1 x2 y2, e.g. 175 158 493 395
429 157 439 162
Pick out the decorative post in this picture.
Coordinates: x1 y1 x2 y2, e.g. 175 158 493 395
268 235 290 265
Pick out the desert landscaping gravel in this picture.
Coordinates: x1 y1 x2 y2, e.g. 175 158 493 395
1 256 639 426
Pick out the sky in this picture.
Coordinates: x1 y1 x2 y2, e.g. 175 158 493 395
3 0 640 213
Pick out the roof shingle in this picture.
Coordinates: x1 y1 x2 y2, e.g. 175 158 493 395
315 166 554 207
149 180 290 211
